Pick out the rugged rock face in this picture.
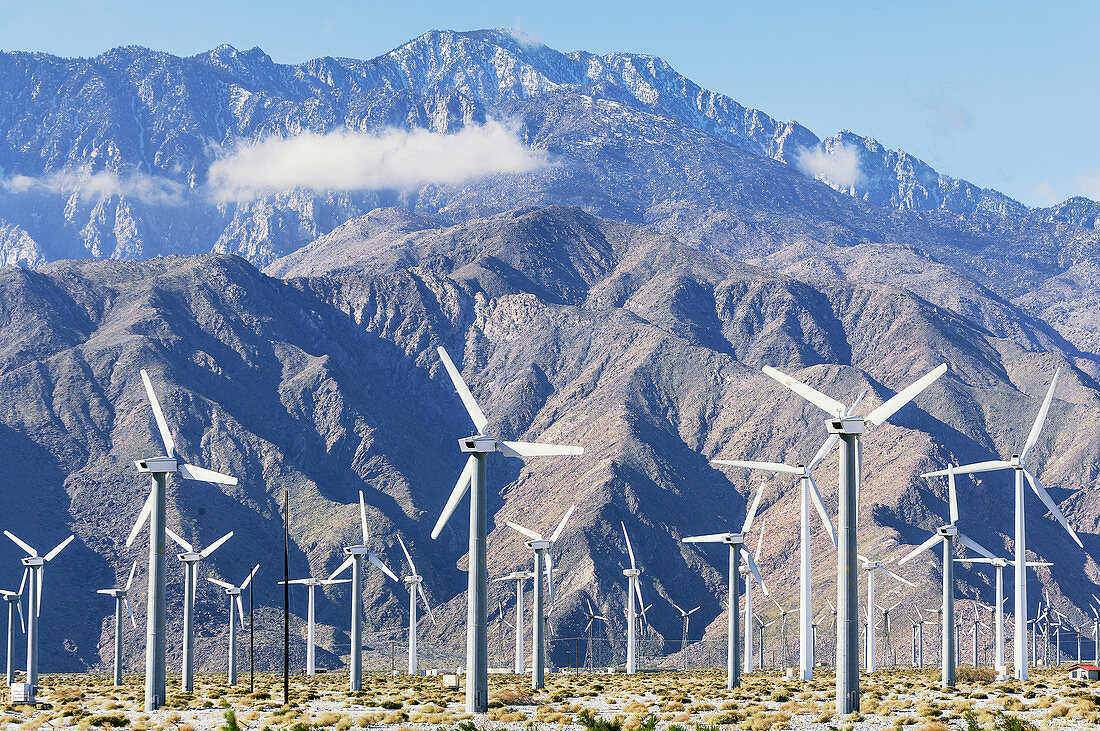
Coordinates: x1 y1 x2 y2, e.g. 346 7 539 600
1 206 1098 672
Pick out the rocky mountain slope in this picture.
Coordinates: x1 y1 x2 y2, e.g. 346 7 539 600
2 206 1099 672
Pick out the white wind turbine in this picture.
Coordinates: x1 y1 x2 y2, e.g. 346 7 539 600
328 490 399 691
858 554 915 671
393 534 435 676
620 523 649 674
5 531 74 699
922 367 1081 681
495 570 532 674
165 528 233 692
713 422 850 681
762 361 946 712
682 479 767 688
96 561 138 686
874 599 903 668
900 466 996 687
128 369 238 711
429 346 582 712
207 564 259 686
741 517 770 675
279 575 352 675
0 570 25 687
670 600 700 664
506 504 575 689
582 598 606 671
954 554 1049 678
771 596 799 667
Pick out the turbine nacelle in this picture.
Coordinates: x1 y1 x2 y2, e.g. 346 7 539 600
526 539 552 550
135 457 178 473
460 436 497 453
622 568 640 578
827 417 865 435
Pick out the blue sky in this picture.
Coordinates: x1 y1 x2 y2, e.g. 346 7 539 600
0 0 1095 206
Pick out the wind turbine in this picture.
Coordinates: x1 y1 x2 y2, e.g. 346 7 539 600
495 571 532 674
741 518 770 675
713 423 849 681
682 479 767 688
762 361 946 712
128 369 238 711
955 554 1049 678
671 601 700 667
0 570 25 686
390 534 435 676
429 346 582 712
328 490 399 691
899 465 996 687
5 531 74 700
771 597 798 667
96 561 138 686
279 575 351 675
494 600 511 666
858 555 915 671
620 523 650 675
582 598 606 671
875 599 903 668
506 504 575 688
166 528 233 692
922 368 1081 681
1090 602 1099 665
207 564 258 685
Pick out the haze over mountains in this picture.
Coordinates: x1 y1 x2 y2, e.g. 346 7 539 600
0 30 1099 672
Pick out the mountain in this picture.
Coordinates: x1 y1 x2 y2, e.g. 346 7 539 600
3 205 1099 672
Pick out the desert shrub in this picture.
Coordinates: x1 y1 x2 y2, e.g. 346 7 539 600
576 709 622 731
220 709 240 731
956 667 995 684
84 714 130 728
995 714 1039 731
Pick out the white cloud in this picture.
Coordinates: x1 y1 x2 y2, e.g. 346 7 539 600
2 169 186 205
794 142 864 190
206 121 547 202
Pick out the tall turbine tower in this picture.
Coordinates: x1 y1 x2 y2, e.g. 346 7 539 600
207 564 259 685
620 523 649 674
495 571 532 674
393 534 435 676
96 561 138 686
762 361 946 712
742 518 770 675
5 531 74 701
858 555 915 671
429 346 582 712
129 369 238 711
0 570 25 686
682 480 767 688
328 490 398 691
166 528 232 692
922 368 1082 681
506 505 575 689
713 426 847 680
280 575 351 675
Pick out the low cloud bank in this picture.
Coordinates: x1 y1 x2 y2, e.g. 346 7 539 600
795 142 864 190
3 169 185 205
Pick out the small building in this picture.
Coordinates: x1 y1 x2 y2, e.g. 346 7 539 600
1069 663 1100 680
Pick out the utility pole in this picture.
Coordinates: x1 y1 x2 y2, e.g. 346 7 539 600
250 578 255 694
284 486 290 706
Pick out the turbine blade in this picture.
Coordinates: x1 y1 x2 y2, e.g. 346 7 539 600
807 434 839 472
762 365 845 417
15 600 24 633
957 533 997 561
681 533 730 543
165 527 192 552
141 369 176 457
1021 368 1060 462
585 618 593 633
506 522 542 541
236 595 246 629
418 584 435 625
395 534 416 576
948 467 959 524
807 475 837 548
207 577 234 589
880 567 917 587
898 533 944 565
923 460 1012 477
327 556 354 580
1023 469 1083 547
368 552 399 582
688 606 700 614
199 531 233 559
431 455 475 540
744 552 766 593
633 580 646 619
359 490 370 545
18 568 26 596
126 560 138 592
865 363 947 426
754 516 767 562
437 346 489 434
44 534 74 562
126 493 154 548
178 463 238 486
125 597 137 628
742 480 767 534
845 390 868 417
711 459 801 475
241 564 260 590
621 523 637 569
4 531 36 557
550 504 576 543
498 440 584 458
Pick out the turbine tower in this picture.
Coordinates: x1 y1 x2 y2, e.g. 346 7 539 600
0 570 26 686
393 534 435 676
620 523 650 675
712 427 846 680
742 518 770 675
670 601 700 667
495 571 532 674
328 490 398 691
96 561 138 686
166 528 232 692
128 369 238 711
5 531 74 701
429 346 582 712
207 564 259 685
762 361 946 712
900 466 995 687
506 504 575 689
279 575 351 675
875 600 902 668
682 479 767 688
858 554 915 671
922 368 1082 681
